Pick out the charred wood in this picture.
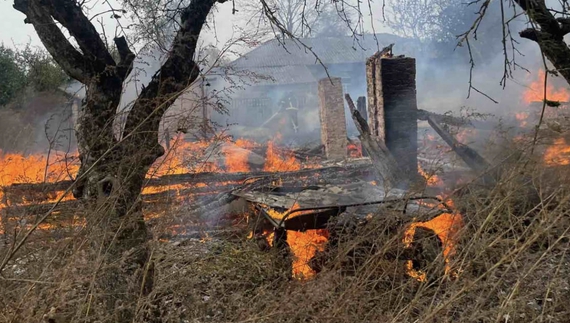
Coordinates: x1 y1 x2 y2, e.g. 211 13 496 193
4 163 373 203
425 114 496 184
345 94 406 188
417 109 471 127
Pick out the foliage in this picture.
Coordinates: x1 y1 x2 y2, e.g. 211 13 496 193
17 45 69 92
0 45 26 106
0 44 68 107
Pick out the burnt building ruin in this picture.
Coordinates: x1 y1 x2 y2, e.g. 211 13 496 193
366 54 418 176
318 77 347 159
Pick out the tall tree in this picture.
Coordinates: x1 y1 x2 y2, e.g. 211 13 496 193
12 0 227 320
9 0 364 319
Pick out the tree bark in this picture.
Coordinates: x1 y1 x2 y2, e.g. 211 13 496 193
514 0 570 85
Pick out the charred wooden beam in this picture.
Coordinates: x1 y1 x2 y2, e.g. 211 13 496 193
357 96 367 121
4 163 373 200
345 94 406 188
425 115 495 184
417 109 471 127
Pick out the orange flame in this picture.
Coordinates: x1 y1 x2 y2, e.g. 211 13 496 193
263 141 300 172
347 142 362 158
261 203 329 279
544 138 570 166
0 151 79 187
523 69 570 105
403 197 464 281
515 112 530 128
222 145 250 173
287 229 329 279
418 163 443 187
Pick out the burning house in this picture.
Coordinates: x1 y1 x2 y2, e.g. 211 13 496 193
9 30 570 284
0 40 473 282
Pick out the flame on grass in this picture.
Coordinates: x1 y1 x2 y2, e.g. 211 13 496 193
544 138 570 166
418 163 443 187
403 197 464 282
261 203 329 279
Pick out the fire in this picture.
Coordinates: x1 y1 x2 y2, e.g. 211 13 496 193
260 203 330 279
515 112 530 128
544 138 570 166
403 197 464 281
418 163 443 187
347 142 362 158
523 69 570 105
455 128 478 145
222 145 250 173
0 151 79 187
263 140 301 172
287 229 329 279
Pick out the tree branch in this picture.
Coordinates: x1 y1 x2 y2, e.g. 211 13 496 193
513 0 570 85
122 0 225 155
114 36 135 79
13 0 90 83
47 0 115 68
512 0 561 37
557 17 570 36
519 27 542 41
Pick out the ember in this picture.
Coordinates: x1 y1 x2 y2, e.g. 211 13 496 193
347 142 363 158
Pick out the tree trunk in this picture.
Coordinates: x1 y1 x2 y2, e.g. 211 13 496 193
72 75 159 321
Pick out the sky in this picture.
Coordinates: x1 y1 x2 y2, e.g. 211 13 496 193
0 0 40 47
0 0 388 51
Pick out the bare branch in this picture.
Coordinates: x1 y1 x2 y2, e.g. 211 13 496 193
556 17 570 35
123 0 225 150
47 0 115 67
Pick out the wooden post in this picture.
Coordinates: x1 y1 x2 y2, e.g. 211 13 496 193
356 96 368 157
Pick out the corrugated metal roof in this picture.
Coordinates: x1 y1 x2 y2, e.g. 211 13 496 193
232 33 416 68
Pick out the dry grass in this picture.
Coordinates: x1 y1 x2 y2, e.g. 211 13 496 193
1 140 570 323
